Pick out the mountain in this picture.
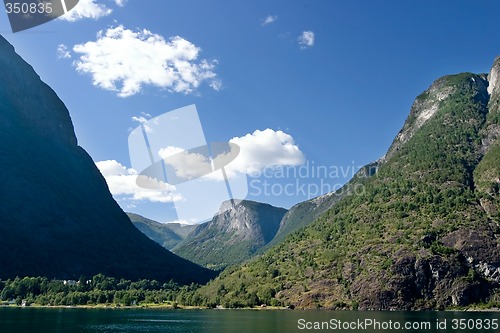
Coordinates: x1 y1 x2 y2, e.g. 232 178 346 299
265 162 379 250
195 60 500 309
163 222 198 239
0 35 214 284
173 200 287 270
127 213 196 250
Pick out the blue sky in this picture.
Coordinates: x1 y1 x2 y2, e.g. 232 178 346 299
2 1 500 223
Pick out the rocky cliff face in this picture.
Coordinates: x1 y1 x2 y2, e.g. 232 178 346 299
173 200 286 270
0 35 213 284
386 73 489 161
483 57 500 150
488 57 500 96
206 200 285 244
198 58 500 309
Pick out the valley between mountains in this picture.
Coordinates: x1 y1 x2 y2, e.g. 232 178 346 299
132 59 500 310
1 34 499 310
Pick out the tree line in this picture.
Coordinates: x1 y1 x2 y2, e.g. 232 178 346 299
0 274 201 307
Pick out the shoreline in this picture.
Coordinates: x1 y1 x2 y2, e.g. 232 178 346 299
1 304 499 312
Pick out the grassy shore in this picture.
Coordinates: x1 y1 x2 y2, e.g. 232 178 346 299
0 302 293 310
2 301 498 311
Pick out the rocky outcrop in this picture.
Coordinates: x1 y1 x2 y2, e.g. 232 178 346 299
386 73 489 161
481 56 500 153
173 200 286 270
487 56 500 96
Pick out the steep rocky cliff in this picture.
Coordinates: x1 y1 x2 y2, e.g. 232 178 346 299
0 35 214 284
173 200 286 270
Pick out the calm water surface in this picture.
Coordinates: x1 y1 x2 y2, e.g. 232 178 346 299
0 307 499 332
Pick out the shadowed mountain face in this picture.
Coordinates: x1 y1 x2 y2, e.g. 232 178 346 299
0 35 214 284
198 61 500 309
173 200 287 270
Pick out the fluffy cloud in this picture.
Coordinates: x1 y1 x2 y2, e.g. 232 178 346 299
70 26 219 97
59 0 113 22
95 160 180 203
96 129 304 204
57 44 71 59
158 146 212 181
154 129 305 181
114 0 127 6
262 15 278 26
227 129 305 176
298 30 315 49
97 159 130 177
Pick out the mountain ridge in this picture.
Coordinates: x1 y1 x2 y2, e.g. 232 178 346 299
173 200 287 270
265 161 380 250
127 213 196 250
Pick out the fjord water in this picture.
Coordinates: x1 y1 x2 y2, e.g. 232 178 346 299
0 308 498 333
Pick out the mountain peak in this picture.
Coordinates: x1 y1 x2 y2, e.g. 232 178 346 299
173 200 287 270
385 72 489 161
0 35 77 149
214 200 284 236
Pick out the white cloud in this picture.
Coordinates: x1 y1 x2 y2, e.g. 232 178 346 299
131 114 154 133
131 116 148 124
114 0 127 6
227 129 305 176
158 146 185 159
154 130 304 181
298 30 315 49
96 160 180 203
158 146 213 181
97 159 130 177
60 0 113 22
262 15 278 26
139 129 305 183
210 79 223 91
71 25 219 97
57 44 71 59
